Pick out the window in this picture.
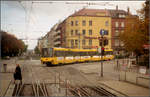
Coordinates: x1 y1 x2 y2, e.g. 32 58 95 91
82 20 86 26
75 30 78 35
89 39 92 46
115 22 119 27
71 30 73 36
89 20 92 26
82 39 86 45
105 30 109 35
75 40 78 45
82 29 86 35
115 30 119 36
104 39 108 46
105 21 109 26
71 21 73 26
121 22 124 27
71 40 74 47
89 29 92 35
121 30 124 34
120 41 124 46
75 21 78 26
115 39 119 46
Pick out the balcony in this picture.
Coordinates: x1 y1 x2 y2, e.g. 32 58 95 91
55 35 61 39
54 30 61 35
54 41 61 45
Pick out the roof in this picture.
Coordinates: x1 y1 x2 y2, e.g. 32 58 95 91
70 8 110 17
107 9 128 18
70 8 128 18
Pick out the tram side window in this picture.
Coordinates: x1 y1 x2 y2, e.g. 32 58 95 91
54 50 65 57
109 51 113 55
95 51 99 55
88 52 96 56
65 51 73 56
104 51 113 55
72 51 78 56
64 51 68 57
75 51 80 56
80 52 85 56
85 52 88 56
87 52 93 56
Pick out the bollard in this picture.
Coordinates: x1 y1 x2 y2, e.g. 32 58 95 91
58 73 61 93
55 75 56 87
3 64 7 73
65 79 68 96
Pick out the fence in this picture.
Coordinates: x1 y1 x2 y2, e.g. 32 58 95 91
119 70 150 88
113 58 150 88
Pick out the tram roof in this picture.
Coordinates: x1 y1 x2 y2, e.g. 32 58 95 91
45 47 113 52
53 47 97 52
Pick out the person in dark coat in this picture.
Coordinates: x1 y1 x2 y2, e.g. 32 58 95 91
14 64 22 84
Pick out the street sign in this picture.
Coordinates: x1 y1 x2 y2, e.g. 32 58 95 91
98 47 101 53
100 29 108 35
139 66 147 74
100 29 105 36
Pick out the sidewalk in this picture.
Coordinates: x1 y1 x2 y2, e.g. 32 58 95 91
0 73 13 96
99 80 150 96
0 59 16 96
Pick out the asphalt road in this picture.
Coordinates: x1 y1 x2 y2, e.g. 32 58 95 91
1 58 149 96
1 58 124 85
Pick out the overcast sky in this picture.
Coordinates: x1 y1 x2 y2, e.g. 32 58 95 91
1 1 145 49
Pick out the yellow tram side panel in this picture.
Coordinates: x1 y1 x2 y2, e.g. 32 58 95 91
40 57 54 64
64 57 75 64
91 56 100 61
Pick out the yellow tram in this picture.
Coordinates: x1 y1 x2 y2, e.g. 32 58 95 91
40 47 114 66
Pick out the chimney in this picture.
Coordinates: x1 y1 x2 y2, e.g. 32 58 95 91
116 5 118 10
127 7 130 15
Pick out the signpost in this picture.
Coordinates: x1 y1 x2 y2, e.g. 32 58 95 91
99 29 108 77
98 47 101 53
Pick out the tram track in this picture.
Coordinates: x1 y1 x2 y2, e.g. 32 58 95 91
12 63 49 97
12 61 126 97
42 65 120 96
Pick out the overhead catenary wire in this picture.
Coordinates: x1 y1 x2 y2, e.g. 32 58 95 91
17 1 44 41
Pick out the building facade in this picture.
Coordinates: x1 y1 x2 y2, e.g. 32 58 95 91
109 6 128 54
63 8 112 49
38 7 137 52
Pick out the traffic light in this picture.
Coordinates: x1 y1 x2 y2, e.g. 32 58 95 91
101 47 105 55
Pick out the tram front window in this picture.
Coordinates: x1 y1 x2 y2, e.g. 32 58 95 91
42 48 53 57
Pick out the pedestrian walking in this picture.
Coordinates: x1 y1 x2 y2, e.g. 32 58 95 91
14 64 22 84
3 64 7 72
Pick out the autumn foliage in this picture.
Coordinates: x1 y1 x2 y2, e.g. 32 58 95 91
120 0 149 67
1 30 27 57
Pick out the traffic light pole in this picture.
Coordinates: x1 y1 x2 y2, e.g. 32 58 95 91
101 36 104 77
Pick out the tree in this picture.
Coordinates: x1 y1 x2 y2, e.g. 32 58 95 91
1 30 27 57
34 46 40 54
120 0 149 67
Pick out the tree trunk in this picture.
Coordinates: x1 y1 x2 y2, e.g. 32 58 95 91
136 55 139 65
